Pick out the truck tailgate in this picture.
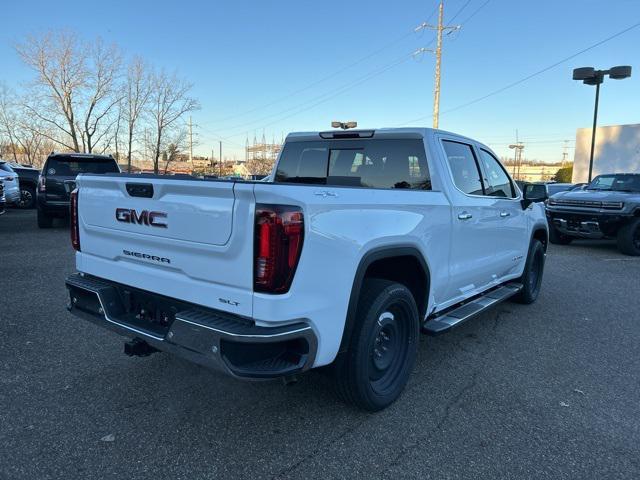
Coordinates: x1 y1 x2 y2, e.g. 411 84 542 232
75 175 255 317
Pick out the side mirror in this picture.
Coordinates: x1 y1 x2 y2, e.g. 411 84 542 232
521 184 547 209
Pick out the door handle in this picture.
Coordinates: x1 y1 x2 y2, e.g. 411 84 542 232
500 211 511 218
457 212 473 220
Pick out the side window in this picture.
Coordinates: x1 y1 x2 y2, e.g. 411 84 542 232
478 149 516 198
442 140 484 195
275 143 328 184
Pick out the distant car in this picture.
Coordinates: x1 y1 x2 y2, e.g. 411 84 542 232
37 153 120 228
0 161 21 205
0 179 6 215
570 183 588 191
546 183 575 197
522 182 574 203
8 162 40 209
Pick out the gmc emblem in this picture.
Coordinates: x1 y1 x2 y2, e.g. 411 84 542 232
116 208 168 228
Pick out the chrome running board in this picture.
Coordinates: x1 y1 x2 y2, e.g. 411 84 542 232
422 283 523 335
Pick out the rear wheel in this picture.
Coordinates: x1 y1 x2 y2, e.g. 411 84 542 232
333 279 419 411
37 208 53 228
513 239 545 304
18 185 36 209
617 218 640 256
549 223 573 245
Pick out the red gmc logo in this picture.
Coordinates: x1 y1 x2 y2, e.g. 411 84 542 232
115 208 168 228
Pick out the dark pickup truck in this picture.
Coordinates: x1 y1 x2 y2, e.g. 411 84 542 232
545 173 640 255
37 153 120 228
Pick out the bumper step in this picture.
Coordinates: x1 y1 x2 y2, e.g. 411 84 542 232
422 283 522 335
65 273 317 379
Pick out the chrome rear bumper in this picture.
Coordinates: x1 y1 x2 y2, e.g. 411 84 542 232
65 273 317 379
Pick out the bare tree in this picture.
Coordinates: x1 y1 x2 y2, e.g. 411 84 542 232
16 31 122 153
147 71 198 174
0 83 22 160
246 156 275 176
0 84 48 166
123 57 151 172
16 31 87 151
77 39 123 153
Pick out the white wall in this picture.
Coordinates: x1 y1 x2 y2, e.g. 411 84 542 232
573 123 640 183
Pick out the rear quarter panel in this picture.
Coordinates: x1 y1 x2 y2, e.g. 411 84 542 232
253 183 451 366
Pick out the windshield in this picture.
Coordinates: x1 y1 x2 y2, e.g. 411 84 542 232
587 174 640 192
547 184 572 195
45 157 119 175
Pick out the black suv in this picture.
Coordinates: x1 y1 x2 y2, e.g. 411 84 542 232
37 153 120 228
8 162 40 209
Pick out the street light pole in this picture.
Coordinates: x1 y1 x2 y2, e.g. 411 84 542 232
588 79 601 183
573 65 631 182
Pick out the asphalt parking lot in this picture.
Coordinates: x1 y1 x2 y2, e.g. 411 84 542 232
1 208 639 479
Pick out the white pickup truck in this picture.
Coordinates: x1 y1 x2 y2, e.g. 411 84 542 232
65 128 548 411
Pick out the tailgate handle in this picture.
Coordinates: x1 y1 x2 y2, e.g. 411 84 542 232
126 183 154 198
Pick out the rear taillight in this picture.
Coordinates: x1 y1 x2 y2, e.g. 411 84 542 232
38 176 46 192
70 189 80 251
254 204 304 293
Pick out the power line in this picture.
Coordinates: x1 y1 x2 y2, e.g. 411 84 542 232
200 20 439 128
448 0 473 23
220 53 414 140
203 0 489 142
459 0 491 24
400 20 640 125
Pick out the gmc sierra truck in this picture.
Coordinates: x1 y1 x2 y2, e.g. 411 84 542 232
65 128 548 411
546 173 640 255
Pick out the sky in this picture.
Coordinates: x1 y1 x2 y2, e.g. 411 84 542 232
2 0 639 163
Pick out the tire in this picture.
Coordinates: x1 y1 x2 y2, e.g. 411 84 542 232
18 185 36 209
616 218 640 256
548 223 573 245
513 239 545 304
333 279 419 411
37 208 53 228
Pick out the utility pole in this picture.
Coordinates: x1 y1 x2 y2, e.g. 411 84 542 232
562 140 569 164
219 140 223 177
414 0 460 128
509 130 524 180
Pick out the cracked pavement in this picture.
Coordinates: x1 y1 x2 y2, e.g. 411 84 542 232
2 209 640 479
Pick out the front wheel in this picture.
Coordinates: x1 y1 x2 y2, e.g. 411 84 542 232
513 239 545 304
333 279 419 411
617 218 640 256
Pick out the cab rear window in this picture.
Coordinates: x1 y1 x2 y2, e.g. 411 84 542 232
275 139 431 190
45 157 119 176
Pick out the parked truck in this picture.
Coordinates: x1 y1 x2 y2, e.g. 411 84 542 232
546 173 640 255
65 128 548 411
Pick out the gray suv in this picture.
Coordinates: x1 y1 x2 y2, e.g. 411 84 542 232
545 173 640 255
